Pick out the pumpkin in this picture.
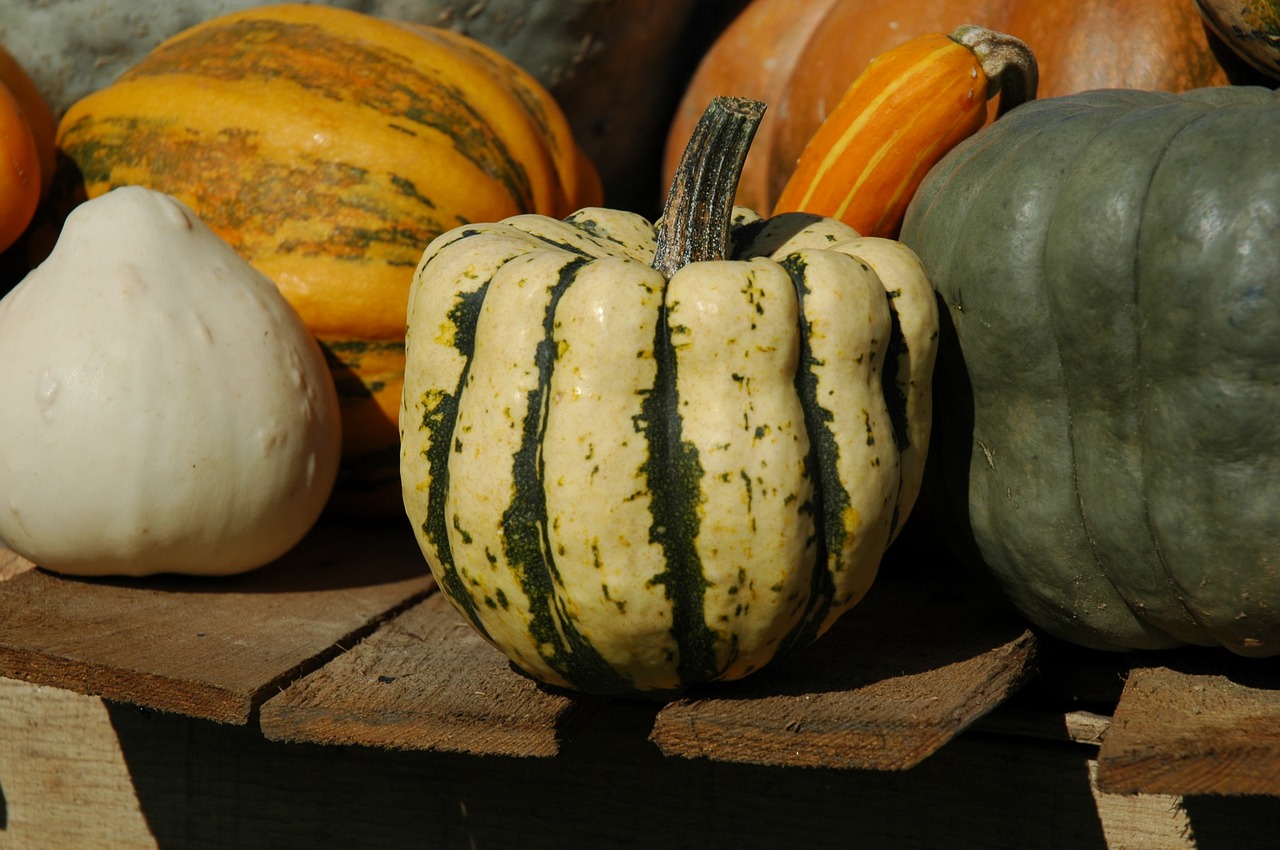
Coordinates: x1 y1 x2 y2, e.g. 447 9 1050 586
899 85 1280 657
54 3 601 515
665 0 1241 215
0 44 57 255
1 0 702 214
1196 0 1280 80
0 81 39 256
400 97 938 695
771 25 1037 238
0 186 341 577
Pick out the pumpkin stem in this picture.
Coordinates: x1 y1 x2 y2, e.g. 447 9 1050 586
652 96 766 278
950 25 1039 118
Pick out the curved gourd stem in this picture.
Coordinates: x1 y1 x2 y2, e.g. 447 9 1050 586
652 96 766 279
951 24 1039 117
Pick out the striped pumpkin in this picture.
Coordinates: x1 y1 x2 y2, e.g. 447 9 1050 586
54 3 601 515
400 98 938 694
772 26 1037 239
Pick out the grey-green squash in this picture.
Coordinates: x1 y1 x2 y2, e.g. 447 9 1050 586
400 97 938 694
900 85 1280 657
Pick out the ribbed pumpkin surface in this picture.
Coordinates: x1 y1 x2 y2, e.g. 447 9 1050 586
401 205 938 694
901 86 1280 656
55 4 602 514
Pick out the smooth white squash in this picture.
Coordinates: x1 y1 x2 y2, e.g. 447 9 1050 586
0 186 342 577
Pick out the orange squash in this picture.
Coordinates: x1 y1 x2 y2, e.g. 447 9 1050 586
0 44 57 254
666 0 1239 215
772 26 1036 238
55 4 602 515
0 83 39 255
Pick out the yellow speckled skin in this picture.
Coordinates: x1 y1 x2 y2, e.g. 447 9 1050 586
401 206 937 694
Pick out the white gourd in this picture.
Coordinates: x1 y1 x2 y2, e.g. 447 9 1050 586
0 186 342 577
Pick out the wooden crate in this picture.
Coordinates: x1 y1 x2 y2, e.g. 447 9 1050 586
2 519 1278 849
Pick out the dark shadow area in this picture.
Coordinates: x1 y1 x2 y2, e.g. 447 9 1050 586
36 515 428 596
1151 645 1280 692
0 778 8 831
108 695 1120 850
1201 22 1280 88
1183 794 1280 848
671 510 1034 703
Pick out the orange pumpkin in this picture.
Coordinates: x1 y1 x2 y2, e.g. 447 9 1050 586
55 4 602 515
665 0 1238 214
0 44 57 253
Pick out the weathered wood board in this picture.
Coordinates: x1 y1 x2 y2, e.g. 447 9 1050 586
1096 656 1280 797
6 514 1280 797
259 592 585 756
8 675 1280 850
0 543 35 582
262 529 1041 769
649 542 1040 770
0 519 434 723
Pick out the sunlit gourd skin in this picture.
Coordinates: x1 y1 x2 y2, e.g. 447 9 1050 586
53 4 601 515
665 0 1236 215
401 204 937 695
771 26 1036 239
0 187 342 577
1195 0 1280 80
901 85 1280 657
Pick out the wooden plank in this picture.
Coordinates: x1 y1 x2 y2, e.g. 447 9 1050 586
0 542 35 582
1095 656 1280 797
649 536 1041 770
0 519 434 724
9 673 1280 850
16 674 1278 850
258 592 582 756
0 677 161 849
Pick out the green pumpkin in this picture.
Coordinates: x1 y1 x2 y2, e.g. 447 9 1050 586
400 98 938 694
900 86 1280 657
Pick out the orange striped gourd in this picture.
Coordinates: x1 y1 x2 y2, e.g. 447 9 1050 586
54 3 602 515
772 26 1037 239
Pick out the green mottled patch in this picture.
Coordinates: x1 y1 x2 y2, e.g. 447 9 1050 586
501 257 631 692
634 291 719 686
777 253 845 652
122 18 536 210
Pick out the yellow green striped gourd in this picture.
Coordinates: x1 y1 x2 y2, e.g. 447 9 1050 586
54 3 601 515
401 98 938 694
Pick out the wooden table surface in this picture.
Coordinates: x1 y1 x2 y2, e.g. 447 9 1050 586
2 514 1278 797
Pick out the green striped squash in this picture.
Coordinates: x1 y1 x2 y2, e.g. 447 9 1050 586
400 98 938 694
53 3 601 515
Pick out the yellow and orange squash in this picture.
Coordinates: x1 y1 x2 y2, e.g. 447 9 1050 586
772 25 1036 238
666 0 1243 217
52 3 602 515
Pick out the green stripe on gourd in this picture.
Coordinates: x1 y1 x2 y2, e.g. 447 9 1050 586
125 19 536 211
401 97 938 694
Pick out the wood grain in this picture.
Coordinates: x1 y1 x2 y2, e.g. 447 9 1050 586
1096 655 1280 796
10 674 1280 850
0 518 434 724
649 536 1041 770
0 543 35 582
259 592 585 756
